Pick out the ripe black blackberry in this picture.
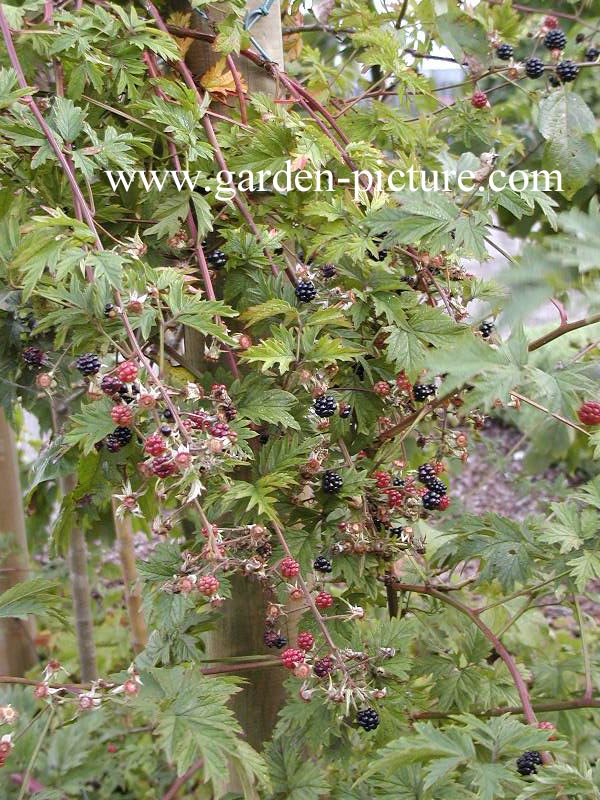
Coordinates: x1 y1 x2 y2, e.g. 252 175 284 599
321 263 337 279
111 426 132 447
516 751 543 776
101 375 124 396
264 629 286 649
525 57 545 78
427 477 447 495
105 434 121 453
479 321 494 338
544 29 566 49
389 525 404 537
356 707 379 731
256 541 272 558
223 405 237 421
314 395 337 418
556 60 580 82
313 555 332 573
295 279 317 303
160 426 172 437
339 403 352 419
163 408 174 421
417 464 436 484
207 249 227 269
392 477 405 487
322 470 343 494
585 46 599 61
413 383 436 402
422 491 442 510
22 346 46 370
549 74 561 86
75 353 101 376
496 43 513 60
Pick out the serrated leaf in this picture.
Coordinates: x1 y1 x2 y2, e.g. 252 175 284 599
64 399 117 454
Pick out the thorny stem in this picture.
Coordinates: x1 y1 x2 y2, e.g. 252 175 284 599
386 580 540 726
162 758 204 800
510 391 590 436
528 312 600 352
142 50 240 378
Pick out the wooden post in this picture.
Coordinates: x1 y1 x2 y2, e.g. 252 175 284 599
0 410 37 675
112 499 148 654
170 0 293 758
63 472 98 682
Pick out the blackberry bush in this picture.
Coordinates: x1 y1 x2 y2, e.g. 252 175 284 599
0 0 598 798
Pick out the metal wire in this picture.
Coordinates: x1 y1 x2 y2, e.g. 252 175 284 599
244 0 278 62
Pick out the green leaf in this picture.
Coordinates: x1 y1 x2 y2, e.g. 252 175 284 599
64 399 117 454
538 92 597 197
0 578 64 623
237 383 300 430
241 326 297 374
135 667 268 796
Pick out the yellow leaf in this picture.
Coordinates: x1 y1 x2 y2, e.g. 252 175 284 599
167 11 194 57
199 58 247 103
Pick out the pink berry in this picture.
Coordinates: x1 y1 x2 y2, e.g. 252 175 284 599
116 361 138 382
315 591 333 610
210 421 230 438
197 574 220 596
471 90 488 109
111 405 133 426
438 495 451 511
544 15 559 28
297 631 315 650
578 401 600 425
281 648 305 669
144 434 166 456
280 557 300 578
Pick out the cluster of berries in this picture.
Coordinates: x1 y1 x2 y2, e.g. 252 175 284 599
417 463 450 512
516 751 543 776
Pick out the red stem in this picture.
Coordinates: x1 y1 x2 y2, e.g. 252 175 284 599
226 54 248 126
143 51 240 378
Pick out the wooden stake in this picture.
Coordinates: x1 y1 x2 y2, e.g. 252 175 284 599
0 411 37 675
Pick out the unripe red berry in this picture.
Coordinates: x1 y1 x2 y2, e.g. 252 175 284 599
438 495 451 511
373 471 392 489
197 574 220 596
116 361 138 382
144 434 166 457
544 15 559 28
471 90 488 109
111 405 133 426
315 591 333 610
281 648 304 669
280 557 300 578
238 334 252 349
297 631 315 650
577 401 600 425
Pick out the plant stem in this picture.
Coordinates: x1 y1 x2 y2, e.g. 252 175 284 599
16 707 53 800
